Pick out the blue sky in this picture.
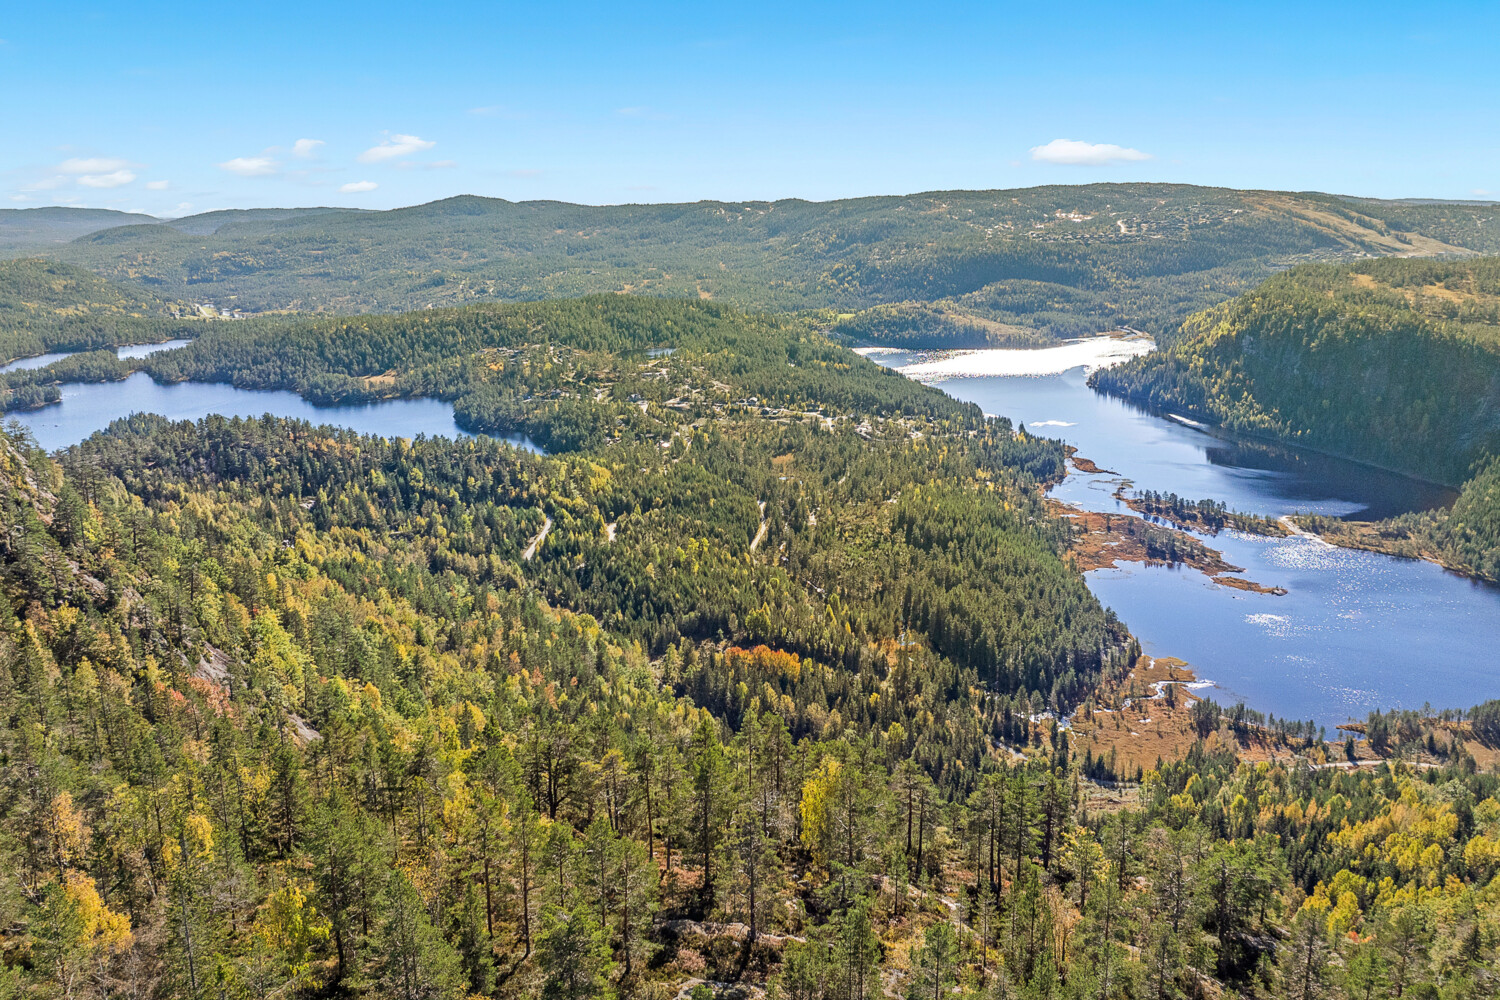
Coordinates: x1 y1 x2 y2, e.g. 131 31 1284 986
3 1 1497 217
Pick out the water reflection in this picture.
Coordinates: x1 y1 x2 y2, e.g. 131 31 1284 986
5 372 540 454
875 354 1500 726
1 338 196 373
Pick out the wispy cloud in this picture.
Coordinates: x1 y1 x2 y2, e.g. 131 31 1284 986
426 160 457 170
292 138 325 158
78 169 136 189
358 133 435 163
1030 138 1152 166
506 168 542 178
146 179 170 190
340 180 378 193
20 175 67 192
218 156 278 177
60 156 131 174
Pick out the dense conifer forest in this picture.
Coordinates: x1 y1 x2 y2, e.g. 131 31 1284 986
6 185 1500 343
0 288 1497 999
1092 258 1500 580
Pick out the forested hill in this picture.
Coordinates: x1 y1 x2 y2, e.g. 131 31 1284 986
120 294 1131 712
1 350 1498 995
0 258 201 366
1092 257 1500 578
1092 258 1500 483
16 185 1500 341
0 207 156 249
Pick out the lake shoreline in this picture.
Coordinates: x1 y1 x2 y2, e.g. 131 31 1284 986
1044 496 1288 596
882 350 1500 729
1292 516 1498 585
1089 380 1465 492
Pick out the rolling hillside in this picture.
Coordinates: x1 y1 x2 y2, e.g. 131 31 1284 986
16 185 1500 338
0 258 200 363
0 206 158 249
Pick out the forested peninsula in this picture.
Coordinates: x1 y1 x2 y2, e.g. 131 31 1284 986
1 214 1499 999
1093 258 1500 580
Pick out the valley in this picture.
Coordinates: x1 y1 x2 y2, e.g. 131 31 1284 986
13 4 1500 995
1 198 1498 1000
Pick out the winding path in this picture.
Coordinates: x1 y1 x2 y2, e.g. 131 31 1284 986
750 501 768 551
523 515 553 561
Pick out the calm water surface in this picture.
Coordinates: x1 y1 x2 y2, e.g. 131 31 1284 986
12 343 1497 725
0 339 196 373
5 372 539 454
0 351 75 373
878 353 1500 727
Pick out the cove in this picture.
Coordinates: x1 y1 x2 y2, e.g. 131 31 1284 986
0 338 195 374
5 372 541 455
876 347 1500 729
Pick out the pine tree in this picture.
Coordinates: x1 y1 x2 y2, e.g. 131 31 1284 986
537 906 616 1000
907 919 958 1000
455 881 495 996
832 898 880 1000
690 717 732 911
1278 907 1333 1000
612 831 659 975
376 872 466 1000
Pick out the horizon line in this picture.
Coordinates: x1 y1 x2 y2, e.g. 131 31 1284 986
10 182 1500 222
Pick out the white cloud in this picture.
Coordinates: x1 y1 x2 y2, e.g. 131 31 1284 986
218 156 278 176
426 160 457 169
10 194 31 202
1474 188 1494 197
146 179 170 191
60 156 130 174
21 175 67 192
292 138 324 158
358 134 435 163
1029 138 1153 166
340 180 378 193
78 169 136 189
159 202 195 218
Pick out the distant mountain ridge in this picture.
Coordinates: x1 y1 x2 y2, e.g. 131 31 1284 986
0 206 159 248
5 185 1498 335
0 206 371 248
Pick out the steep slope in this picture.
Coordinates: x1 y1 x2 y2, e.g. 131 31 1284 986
1093 257 1500 484
1093 257 1500 577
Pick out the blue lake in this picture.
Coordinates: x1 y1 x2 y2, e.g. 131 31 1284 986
881 354 1500 729
5 372 539 454
0 338 195 373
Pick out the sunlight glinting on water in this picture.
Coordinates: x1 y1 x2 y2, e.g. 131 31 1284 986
872 345 1500 727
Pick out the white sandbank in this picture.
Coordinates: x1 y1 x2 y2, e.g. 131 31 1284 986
896 336 1154 379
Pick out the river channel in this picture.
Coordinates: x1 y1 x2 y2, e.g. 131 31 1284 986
871 342 1500 729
